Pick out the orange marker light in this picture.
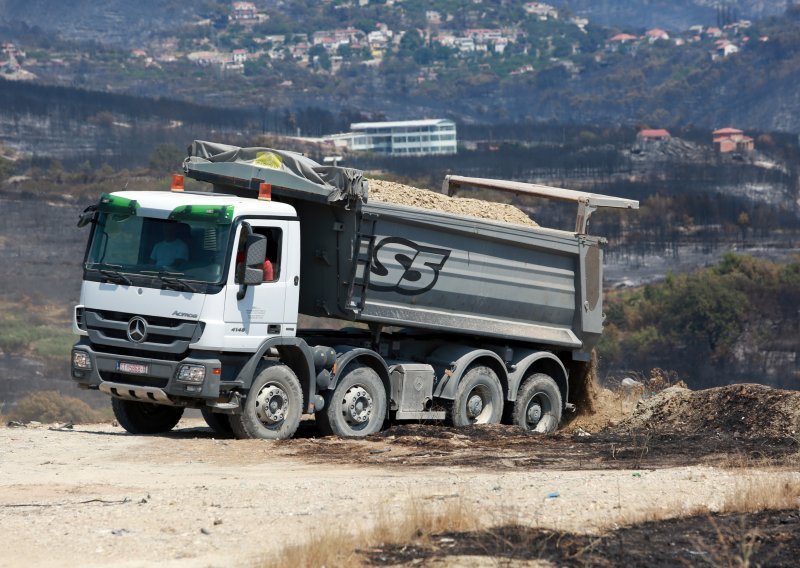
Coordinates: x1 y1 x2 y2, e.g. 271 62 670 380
258 183 272 201
171 174 185 192
212 368 222 375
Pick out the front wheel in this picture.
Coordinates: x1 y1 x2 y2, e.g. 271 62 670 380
512 373 562 433
450 365 504 427
112 398 184 434
316 364 386 437
230 363 303 440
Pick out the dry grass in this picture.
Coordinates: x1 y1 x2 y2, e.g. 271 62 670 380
690 516 765 568
601 474 800 531
259 477 800 568
258 498 478 568
688 477 800 568
720 477 800 513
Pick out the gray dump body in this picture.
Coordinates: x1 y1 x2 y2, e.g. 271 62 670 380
185 141 637 357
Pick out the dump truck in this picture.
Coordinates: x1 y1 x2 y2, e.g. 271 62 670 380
70 140 638 439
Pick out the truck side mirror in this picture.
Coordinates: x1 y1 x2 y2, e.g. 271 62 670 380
242 234 267 286
77 205 97 228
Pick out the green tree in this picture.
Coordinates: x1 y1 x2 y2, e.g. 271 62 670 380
0 157 13 183
148 144 184 173
337 43 354 59
399 29 424 56
309 45 331 71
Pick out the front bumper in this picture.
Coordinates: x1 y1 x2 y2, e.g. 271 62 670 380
71 339 222 404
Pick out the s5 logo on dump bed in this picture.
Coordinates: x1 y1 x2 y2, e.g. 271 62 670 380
369 237 451 295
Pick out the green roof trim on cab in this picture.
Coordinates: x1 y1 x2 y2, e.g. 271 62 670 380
168 204 234 225
97 193 140 216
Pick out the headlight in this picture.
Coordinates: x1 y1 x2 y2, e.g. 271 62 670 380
72 351 92 370
177 365 206 384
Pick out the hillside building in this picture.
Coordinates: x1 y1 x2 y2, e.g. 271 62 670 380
713 127 754 153
524 2 558 19
638 129 671 141
633 129 671 153
330 119 457 156
232 2 257 20
645 29 670 42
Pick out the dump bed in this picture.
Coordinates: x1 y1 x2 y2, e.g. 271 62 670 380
185 141 637 355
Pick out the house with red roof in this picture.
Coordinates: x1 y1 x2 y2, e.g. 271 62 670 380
639 129 671 141
606 33 639 52
645 29 670 42
609 33 638 44
634 129 671 153
713 127 754 153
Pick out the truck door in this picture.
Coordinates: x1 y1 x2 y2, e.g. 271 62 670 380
224 220 292 337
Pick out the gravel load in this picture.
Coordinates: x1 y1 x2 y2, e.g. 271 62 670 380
367 179 537 227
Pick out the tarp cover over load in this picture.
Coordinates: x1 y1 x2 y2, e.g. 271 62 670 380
185 140 368 203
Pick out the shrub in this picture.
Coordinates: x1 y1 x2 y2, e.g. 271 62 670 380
7 391 109 424
31 330 75 362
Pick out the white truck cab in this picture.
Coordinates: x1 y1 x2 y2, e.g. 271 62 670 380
72 188 302 415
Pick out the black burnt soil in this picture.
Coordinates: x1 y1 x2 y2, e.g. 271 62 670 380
362 509 800 567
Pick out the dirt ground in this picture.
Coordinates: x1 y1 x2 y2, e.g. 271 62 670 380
2 383 800 568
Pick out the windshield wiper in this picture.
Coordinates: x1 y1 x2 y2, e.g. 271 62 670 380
100 269 132 286
160 275 198 293
87 263 132 286
141 270 198 293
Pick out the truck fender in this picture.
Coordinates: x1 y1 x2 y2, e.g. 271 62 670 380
430 347 508 401
330 348 391 395
507 351 569 406
235 337 318 414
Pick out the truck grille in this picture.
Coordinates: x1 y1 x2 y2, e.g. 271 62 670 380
84 309 202 355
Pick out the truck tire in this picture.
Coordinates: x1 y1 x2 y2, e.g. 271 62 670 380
201 407 234 436
450 365 504 427
230 363 303 440
512 373 562 433
316 364 386 437
111 398 184 435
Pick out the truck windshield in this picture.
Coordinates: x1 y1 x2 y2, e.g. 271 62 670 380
85 212 231 284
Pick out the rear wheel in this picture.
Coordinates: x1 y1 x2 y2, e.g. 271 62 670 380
512 373 562 433
450 365 504 427
316 365 386 437
230 363 303 440
201 407 234 436
112 399 184 434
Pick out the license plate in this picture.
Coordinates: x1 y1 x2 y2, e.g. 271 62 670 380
117 361 149 375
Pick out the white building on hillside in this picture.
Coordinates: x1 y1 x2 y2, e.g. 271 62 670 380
331 119 457 156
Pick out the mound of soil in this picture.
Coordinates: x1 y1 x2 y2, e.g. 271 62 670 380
618 383 800 440
367 179 537 227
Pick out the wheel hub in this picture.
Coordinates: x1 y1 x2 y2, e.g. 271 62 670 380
527 402 543 425
343 386 373 425
467 394 484 419
255 384 288 426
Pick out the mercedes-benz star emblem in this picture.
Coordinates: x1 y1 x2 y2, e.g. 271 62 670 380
127 317 148 343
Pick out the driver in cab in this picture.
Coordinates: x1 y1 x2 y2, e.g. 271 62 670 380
149 223 188 270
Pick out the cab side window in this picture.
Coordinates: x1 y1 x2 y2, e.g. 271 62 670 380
235 226 282 283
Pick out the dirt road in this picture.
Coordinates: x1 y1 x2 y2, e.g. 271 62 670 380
2 418 797 567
